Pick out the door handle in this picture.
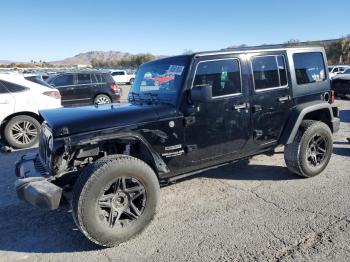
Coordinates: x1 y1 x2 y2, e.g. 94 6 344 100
278 96 291 102
0 99 10 104
233 103 248 110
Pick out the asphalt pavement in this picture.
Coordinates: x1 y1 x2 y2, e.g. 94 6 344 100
0 100 349 262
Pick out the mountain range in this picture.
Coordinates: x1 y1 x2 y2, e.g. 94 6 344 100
51 51 135 65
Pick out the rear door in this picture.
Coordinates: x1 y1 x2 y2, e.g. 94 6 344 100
50 74 74 106
250 53 292 147
0 81 15 123
75 73 93 105
184 55 251 164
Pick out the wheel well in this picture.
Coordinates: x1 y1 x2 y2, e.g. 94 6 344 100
73 138 161 178
303 109 332 131
0 111 42 138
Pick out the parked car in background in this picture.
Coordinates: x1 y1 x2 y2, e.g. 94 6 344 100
328 65 350 79
110 70 135 84
24 73 52 87
331 68 350 98
0 73 61 149
47 71 121 106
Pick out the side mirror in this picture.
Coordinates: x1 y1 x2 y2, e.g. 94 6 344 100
190 84 212 103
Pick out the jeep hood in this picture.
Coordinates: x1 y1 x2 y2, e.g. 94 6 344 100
39 103 177 137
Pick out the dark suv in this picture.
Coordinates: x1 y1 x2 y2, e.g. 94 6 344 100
47 71 121 106
15 46 340 247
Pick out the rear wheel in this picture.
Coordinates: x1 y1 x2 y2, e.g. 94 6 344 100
3 115 40 149
94 94 111 104
284 120 333 178
72 155 160 247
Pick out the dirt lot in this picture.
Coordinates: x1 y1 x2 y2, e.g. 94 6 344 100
0 100 349 262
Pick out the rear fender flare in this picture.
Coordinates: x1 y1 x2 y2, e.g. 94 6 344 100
279 102 334 145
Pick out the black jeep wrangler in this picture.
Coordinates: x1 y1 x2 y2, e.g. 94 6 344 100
15 46 340 247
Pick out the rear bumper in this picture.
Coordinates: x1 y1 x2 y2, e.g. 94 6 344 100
15 154 62 210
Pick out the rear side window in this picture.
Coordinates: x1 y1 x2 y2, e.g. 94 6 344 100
93 74 107 83
193 59 242 97
52 75 74 86
0 80 28 92
0 81 8 93
112 71 125 76
252 55 288 91
293 52 326 85
77 74 91 84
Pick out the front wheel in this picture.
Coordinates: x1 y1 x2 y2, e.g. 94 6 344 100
72 155 160 247
129 78 134 85
284 120 333 178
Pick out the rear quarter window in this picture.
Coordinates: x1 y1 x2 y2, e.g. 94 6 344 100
293 52 326 85
0 81 8 93
0 80 28 93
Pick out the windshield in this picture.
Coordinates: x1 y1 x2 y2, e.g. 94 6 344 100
129 56 190 105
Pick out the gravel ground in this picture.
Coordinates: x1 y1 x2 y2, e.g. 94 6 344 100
0 100 349 262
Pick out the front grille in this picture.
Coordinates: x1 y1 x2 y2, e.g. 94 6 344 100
38 124 52 169
34 156 50 177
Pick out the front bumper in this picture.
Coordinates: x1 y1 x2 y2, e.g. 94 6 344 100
15 154 62 210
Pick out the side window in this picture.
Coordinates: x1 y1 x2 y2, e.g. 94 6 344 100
94 74 107 83
333 67 339 73
252 55 287 90
193 59 242 97
0 80 28 92
77 74 91 84
91 74 98 83
293 52 326 85
52 75 74 86
112 71 124 76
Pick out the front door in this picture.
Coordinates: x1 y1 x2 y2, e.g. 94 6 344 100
250 54 292 147
184 56 250 164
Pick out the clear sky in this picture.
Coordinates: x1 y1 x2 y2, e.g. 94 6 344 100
1 0 349 61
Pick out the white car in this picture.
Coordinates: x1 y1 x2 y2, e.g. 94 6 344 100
0 73 61 149
328 65 350 79
110 70 135 84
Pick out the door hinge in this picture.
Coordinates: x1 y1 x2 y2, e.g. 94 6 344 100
185 144 198 153
184 116 196 126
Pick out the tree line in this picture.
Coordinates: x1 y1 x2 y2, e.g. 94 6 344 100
284 36 350 65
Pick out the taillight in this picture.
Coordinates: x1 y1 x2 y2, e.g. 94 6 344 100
110 83 120 93
43 90 61 99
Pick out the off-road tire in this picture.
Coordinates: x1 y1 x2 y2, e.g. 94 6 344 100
3 115 40 149
72 155 160 247
284 120 333 178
